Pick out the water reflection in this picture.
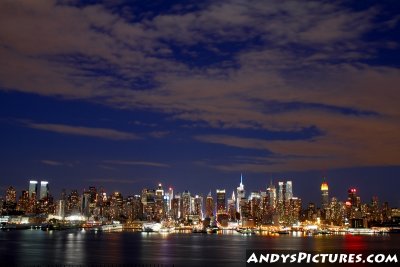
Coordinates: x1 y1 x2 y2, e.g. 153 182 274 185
1 230 399 267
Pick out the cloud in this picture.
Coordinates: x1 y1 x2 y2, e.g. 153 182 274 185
149 131 170 138
25 121 140 140
0 0 399 172
103 160 170 168
41 160 74 167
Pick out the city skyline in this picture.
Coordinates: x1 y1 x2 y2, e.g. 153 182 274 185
1 1 400 210
1 175 398 210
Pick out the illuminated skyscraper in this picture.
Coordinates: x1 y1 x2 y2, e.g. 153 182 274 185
228 191 236 221
266 181 276 209
289 197 302 223
5 186 17 212
216 189 226 214
236 174 245 213
285 181 293 200
193 195 203 219
348 188 360 207
321 181 329 209
166 187 174 212
29 180 38 199
155 183 165 219
181 190 191 219
81 191 91 217
171 194 180 220
17 190 29 212
205 191 214 218
40 181 49 199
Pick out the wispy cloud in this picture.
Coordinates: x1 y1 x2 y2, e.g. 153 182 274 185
25 121 140 140
41 159 74 167
149 131 170 138
103 160 170 168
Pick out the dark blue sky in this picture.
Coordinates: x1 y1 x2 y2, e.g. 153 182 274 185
0 0 399 206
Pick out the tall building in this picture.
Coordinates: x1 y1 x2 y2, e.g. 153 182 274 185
166 187 174 213
29 180 38 199
5 186 17 212
216 189 226 214
40 181 49 199
266 181 276 209
321 181 329 209
155 183 165 219
17 190 29 212
278 180 293 222
348 188 359 207
193 195 203 219
171 194 180 220
227 191 236 221
205 191 214 218
285 181 293 200
236 174 245 213
81 191 91 217
181 190 191 219
288 197 302 223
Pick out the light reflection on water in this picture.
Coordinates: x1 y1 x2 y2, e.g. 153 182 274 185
0 230 398 267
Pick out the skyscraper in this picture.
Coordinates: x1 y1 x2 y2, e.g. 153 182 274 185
348 188 359 207
40 181 49 199
236 174 245 213
321 181 329 209
285 181 293 200
228 191 236 221
266 181 276 209
181 190 191 220
205 191 214 218
81 191 91 217
193 195 203 219
29 180 38 199
5 186 17 212
216 189 226 214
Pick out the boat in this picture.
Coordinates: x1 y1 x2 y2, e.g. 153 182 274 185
142 222 162 232
192 228 207 234
237 228 256 235
347 228 375 235
100 221 123 232
206 227 218 234
159 226 175 233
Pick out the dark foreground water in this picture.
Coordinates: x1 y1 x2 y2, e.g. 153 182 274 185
1 230 399 266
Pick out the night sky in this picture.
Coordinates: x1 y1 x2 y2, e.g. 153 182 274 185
0 0 399 206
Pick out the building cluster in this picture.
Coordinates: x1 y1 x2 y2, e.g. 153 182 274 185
0 176 399 227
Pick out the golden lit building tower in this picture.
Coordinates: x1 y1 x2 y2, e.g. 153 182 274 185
321 181 329 209
205 191 214 218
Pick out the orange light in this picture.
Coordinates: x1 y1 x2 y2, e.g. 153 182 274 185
345 201 352 206
321 182 329 191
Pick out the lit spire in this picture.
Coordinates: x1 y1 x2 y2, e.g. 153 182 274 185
240 173 243 187
231 191 236 201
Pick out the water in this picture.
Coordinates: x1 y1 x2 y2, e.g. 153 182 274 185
1 230 399 266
